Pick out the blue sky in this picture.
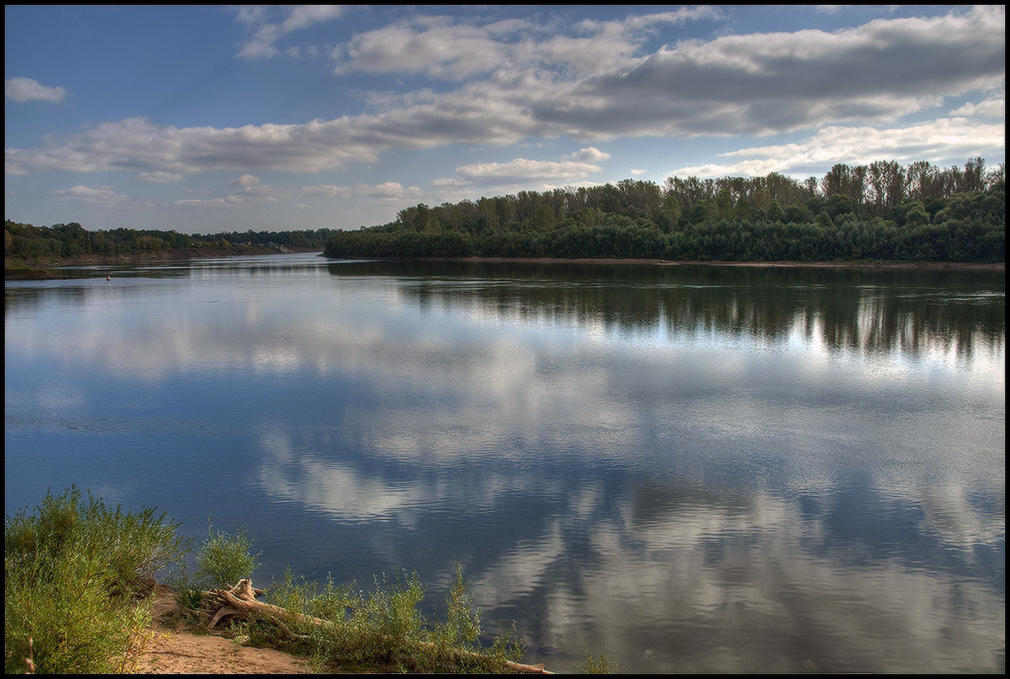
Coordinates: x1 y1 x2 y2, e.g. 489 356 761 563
5 5 1005 235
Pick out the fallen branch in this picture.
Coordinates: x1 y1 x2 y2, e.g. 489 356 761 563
200 579 551 674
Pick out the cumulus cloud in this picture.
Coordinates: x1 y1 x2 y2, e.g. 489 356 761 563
5 77 66 103
236 5 344 60
560 6 1005 138
563 147 611 162
333 19 514 80
669 117 1007 178
175 180 421 208
229 174 262 187
134 171 184 183
49 185 129 207
332 8 720 79
5 7 1004 178
241 180 421 201
433 158 604 188
330 6 1002 140
949 96 1006 118
5 116 425 175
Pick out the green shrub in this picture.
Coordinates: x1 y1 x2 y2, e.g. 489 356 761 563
193 520 261 588
4 487 186 673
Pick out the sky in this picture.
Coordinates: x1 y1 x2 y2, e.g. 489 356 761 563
4 5 1005 235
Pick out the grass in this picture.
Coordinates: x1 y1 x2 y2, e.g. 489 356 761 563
576 644 618 673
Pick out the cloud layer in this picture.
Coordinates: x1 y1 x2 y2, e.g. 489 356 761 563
6 7 1004 180
672 115 1007 178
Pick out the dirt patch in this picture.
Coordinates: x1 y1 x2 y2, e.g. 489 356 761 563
135 584 315 674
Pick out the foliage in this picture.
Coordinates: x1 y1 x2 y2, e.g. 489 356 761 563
4 219 336 263
324 157 1004 264
4 487 186 674
193 520 261 589
168 520 262 616
238 562 526 673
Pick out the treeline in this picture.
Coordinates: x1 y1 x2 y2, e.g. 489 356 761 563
4 221 337 262
324 158 1005 263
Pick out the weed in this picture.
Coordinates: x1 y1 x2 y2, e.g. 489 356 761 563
576 643 617 673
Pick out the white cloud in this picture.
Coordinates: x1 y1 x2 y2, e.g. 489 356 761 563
332 8 721 80
565 6 1005 138
434 158 604 188
242 181 421 201
174 181 421 208
564 147 611 162
333 20 512 80
5 77 66 103
235 5 344 60
949 96 1006 118
134 171 184 183
229 174 262 187
630 168 648 176
327 6 1003 142
669 117 1007 178
174 194 269 208
5 7 1004 179
49 185 129 207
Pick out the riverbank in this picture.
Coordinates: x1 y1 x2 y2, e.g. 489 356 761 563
10 252 1002 281
421 256 1006 271
137 583 316 674
4 246 323 280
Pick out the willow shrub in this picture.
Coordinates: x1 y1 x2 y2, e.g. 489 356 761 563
4 487 186 673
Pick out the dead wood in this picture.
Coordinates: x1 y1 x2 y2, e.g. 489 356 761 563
199 579 551 674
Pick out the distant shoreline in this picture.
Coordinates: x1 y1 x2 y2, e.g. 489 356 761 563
4 246 321 280
7 250 1004 280
417 256 1006 271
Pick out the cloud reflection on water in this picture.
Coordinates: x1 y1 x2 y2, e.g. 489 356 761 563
4 260 1004 672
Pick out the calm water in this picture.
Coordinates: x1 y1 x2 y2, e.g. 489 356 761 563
5 253 1005 673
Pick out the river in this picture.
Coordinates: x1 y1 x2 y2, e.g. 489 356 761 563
5 253 1005 672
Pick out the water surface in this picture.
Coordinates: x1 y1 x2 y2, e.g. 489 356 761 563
5 253 1005 672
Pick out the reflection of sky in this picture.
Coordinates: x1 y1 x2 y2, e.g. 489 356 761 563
4 259 1005 672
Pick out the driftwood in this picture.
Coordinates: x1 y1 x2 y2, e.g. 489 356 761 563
200 579 551 674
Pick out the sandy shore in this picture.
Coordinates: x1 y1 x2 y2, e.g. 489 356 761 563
135 584 315 674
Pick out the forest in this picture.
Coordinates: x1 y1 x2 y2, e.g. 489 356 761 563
4 222 337 262
323 158 1005 263
5 158 1005 266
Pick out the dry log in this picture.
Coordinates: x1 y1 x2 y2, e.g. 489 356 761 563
200 579 551 674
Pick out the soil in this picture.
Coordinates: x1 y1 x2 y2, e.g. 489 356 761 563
135 584 316 674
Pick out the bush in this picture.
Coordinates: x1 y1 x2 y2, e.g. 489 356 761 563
193 521 261 589
4 487 186 673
